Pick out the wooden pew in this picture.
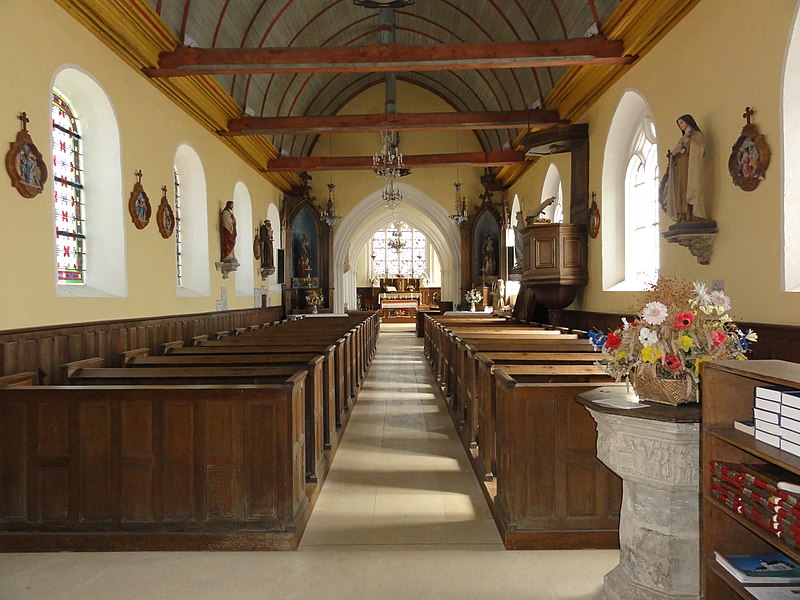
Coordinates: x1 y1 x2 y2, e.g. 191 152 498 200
68 361 327 485
491 372 627 550
0 371 37 387
0 375 309 551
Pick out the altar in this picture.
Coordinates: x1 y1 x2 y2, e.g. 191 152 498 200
378 292 421 322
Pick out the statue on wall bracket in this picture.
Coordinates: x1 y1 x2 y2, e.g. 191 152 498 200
6 112 48 199
128 170 152 229
258 219 275 280
728 106 770 192
658 114 718 265
215 200 240 278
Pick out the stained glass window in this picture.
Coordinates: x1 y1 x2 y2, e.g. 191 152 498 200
371 222 426 277
51 90 85 284
625 118 660 285
173 169 183 287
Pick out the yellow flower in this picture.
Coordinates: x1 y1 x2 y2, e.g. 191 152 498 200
641 345 662 364
678 335 694 351
614 351 627 363
694 356 710 374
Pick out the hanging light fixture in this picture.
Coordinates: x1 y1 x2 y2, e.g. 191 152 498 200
450 131 468 225
373 130 404 180
450 182 468 225
323 182 340 228
382 176 403 211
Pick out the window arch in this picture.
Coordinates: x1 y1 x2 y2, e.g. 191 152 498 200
541 164 564 223
233 182 254 296
51 67 125 297
783 2 800 291
601 90 660 290
371 221 427 278
174 144 210 296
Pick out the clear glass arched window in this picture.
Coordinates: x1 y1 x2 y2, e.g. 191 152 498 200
624 118 660 285
541 164 564 223
371 222 426 277
173 168 183 287
52 90 85 284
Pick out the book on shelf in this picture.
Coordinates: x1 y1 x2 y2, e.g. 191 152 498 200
714 551 800 584
758 429 782 448
757 386 792 402
756 409 780 425
746 585 800 600
783 416 800 436
783 390 800 411
759 420 783 437
735 419 756 435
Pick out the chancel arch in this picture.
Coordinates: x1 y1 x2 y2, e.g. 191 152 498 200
332 182 461 313
52 66 126 298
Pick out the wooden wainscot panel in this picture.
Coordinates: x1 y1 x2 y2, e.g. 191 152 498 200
38 399 70 522
0 401 27 519
79 400 115 522
120 399 155 522
162 400 196 522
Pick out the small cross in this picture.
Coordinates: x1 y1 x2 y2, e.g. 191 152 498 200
161 185 167 196
743 106 754 125
591 191 596 203
135 170 143 183
18 112 29 131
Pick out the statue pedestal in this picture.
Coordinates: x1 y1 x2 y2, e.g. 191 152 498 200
662 220 718 265
215 260 239 279
576 388 702 600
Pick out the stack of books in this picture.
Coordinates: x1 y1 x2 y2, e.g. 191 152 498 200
753 386 800 457
710 461 800 547
714 551 800 584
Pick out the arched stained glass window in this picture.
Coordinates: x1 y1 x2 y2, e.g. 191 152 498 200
51 90 85 284
372 221 426 277
625 118 660 286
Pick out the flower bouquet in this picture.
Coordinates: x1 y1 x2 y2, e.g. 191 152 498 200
589 277 757 404
465 288 482 312
306 290 324 313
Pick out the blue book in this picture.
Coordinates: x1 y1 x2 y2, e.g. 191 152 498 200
715 551 800 583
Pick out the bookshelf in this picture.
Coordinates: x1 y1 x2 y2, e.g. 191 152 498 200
702 360 800 599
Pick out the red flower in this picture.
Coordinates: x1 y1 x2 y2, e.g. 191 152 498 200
711 330 727 348
663 355 682 372
604 332 622 350
674 311 695 330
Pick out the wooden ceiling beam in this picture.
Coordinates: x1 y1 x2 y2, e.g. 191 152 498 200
144 38 633 77
264 151 526 172
223 109 566 136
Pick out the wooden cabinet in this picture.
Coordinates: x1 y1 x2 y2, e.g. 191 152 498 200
702 359 800 598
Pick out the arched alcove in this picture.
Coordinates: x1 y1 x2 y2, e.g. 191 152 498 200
52 66 126 297
541 164 564 223
783 0 800 291
332 183 461 312
174 144 210 296
233 182 254 296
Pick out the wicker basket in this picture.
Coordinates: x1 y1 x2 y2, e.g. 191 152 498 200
630 364 699 405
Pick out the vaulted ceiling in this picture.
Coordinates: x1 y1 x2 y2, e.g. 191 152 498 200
58 0 700 191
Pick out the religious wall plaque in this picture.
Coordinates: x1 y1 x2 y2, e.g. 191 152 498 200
156 185 175 239
5 112 48 198
728 106 770 192
128 170 152 229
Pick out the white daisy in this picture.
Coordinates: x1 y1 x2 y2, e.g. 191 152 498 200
639 327 659 346
641 301 668 326
692 281 712 305
710 290 731 311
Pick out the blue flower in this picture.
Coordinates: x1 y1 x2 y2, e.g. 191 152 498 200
588 329 606 351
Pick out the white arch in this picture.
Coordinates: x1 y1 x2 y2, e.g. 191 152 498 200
783 0 800 291
174 144 210 296
541 164 564 223
601 89 655 291
332 182 462 312
233 182 254 296
52 66 126 297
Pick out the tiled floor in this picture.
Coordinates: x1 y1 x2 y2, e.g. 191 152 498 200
0 323 618 599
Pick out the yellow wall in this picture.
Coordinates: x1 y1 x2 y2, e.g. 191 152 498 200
0 0 282 330
510 0 800 326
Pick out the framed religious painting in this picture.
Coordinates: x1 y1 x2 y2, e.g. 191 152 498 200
728 107 770 192
5 112 48 198
128 170 152 229
156 185 175 239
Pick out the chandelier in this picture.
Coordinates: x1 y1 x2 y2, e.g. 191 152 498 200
373 130 404 180
387 221 406 252
450 181 468 225
382 177 403 211
322 182 340 228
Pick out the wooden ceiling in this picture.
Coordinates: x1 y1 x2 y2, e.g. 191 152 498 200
57 0 701 190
